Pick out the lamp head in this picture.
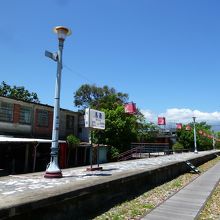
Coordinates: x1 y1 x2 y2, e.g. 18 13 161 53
53 26 71 40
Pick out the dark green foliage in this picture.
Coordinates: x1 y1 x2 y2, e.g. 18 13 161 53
74 84 160 160
93 106 137 153
66 134 80 167
67 134 80 147
0 81 40 103
108 146 120 161
176 122 213 151
74 84 128 110
172 142 184 152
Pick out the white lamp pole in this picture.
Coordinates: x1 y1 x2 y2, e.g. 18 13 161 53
212 131 216 150
192 116 198 154
44 26 71 178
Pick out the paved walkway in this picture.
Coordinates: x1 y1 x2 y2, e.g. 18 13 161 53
142 159 220 220
0 152 213 200
0 150 219 219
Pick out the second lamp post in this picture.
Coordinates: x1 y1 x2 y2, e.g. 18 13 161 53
192 116 198 154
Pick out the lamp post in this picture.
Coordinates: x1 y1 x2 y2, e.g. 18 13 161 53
212 131 216 150
192 116 198 154
44 26 71 178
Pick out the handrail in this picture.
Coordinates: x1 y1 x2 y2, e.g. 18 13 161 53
117 143 171 161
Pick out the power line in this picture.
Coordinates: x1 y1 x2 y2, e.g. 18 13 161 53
63 63 94 84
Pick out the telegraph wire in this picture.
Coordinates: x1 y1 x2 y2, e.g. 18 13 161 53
63 63 94 84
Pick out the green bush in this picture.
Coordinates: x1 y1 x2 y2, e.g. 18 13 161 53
215 141 220 149
108 146 120 161
172 142 184 152
67 134 80 147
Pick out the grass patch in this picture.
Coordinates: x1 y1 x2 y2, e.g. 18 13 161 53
199 157 220 220
94 156 220 220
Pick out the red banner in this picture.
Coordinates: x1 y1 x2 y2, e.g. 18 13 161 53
124 102 137 114
176 123 182 129
158 117 166 125
185 125 191 131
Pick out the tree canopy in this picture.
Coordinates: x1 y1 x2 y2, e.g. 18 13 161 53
93 106 137 151
176 122 213 151
74 84 159 159
74 84 128 110
0 81 40 103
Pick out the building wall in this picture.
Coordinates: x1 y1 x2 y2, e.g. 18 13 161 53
0 96 80 140
33 107 53 138
60 110 79 138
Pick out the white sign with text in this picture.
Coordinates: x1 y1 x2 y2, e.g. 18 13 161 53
85 108 105 130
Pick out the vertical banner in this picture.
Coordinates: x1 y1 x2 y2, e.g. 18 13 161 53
185 125 191 131
176 123 182 129
124 102 137 114
158 117 166 125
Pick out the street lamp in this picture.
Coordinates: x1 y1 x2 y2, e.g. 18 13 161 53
212 131 216 150
44 26 71 178
192 116 198 154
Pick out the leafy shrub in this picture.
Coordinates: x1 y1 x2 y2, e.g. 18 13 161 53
67 134 80 147
108 146 120 161
172 142 184 152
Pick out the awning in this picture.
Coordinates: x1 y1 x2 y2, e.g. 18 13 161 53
0 136 66 143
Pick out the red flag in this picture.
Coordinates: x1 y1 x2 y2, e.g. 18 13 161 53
186 125 191 131
158 117 166 125
124 102 137 114
176 123 182 129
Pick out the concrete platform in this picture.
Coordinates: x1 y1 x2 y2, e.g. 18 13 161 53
142 156 220 220
0 150 219 219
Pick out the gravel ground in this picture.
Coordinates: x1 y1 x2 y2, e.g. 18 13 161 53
199 165 220 219
94 156 220 220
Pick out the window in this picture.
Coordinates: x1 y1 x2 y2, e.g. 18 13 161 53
66 115 75 129
20 106 31 124
0 102 13 122
37 110 48 127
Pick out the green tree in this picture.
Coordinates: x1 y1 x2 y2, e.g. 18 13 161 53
74 84 160 159
215 132 220 149
93 106 138 156
136 122 160 142
177 122 213 151
67 134 80 166
0 81 40 103
74 84 128 110
135 112 159 142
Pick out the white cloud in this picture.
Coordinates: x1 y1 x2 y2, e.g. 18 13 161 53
141 108 220 124
140 109 155 122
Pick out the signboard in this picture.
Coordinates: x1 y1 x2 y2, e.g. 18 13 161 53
85 108 105 130
158 117 166 125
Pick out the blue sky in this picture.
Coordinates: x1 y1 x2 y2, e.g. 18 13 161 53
1 0 220 125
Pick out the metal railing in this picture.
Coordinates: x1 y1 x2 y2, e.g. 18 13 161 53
117 143 172 161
